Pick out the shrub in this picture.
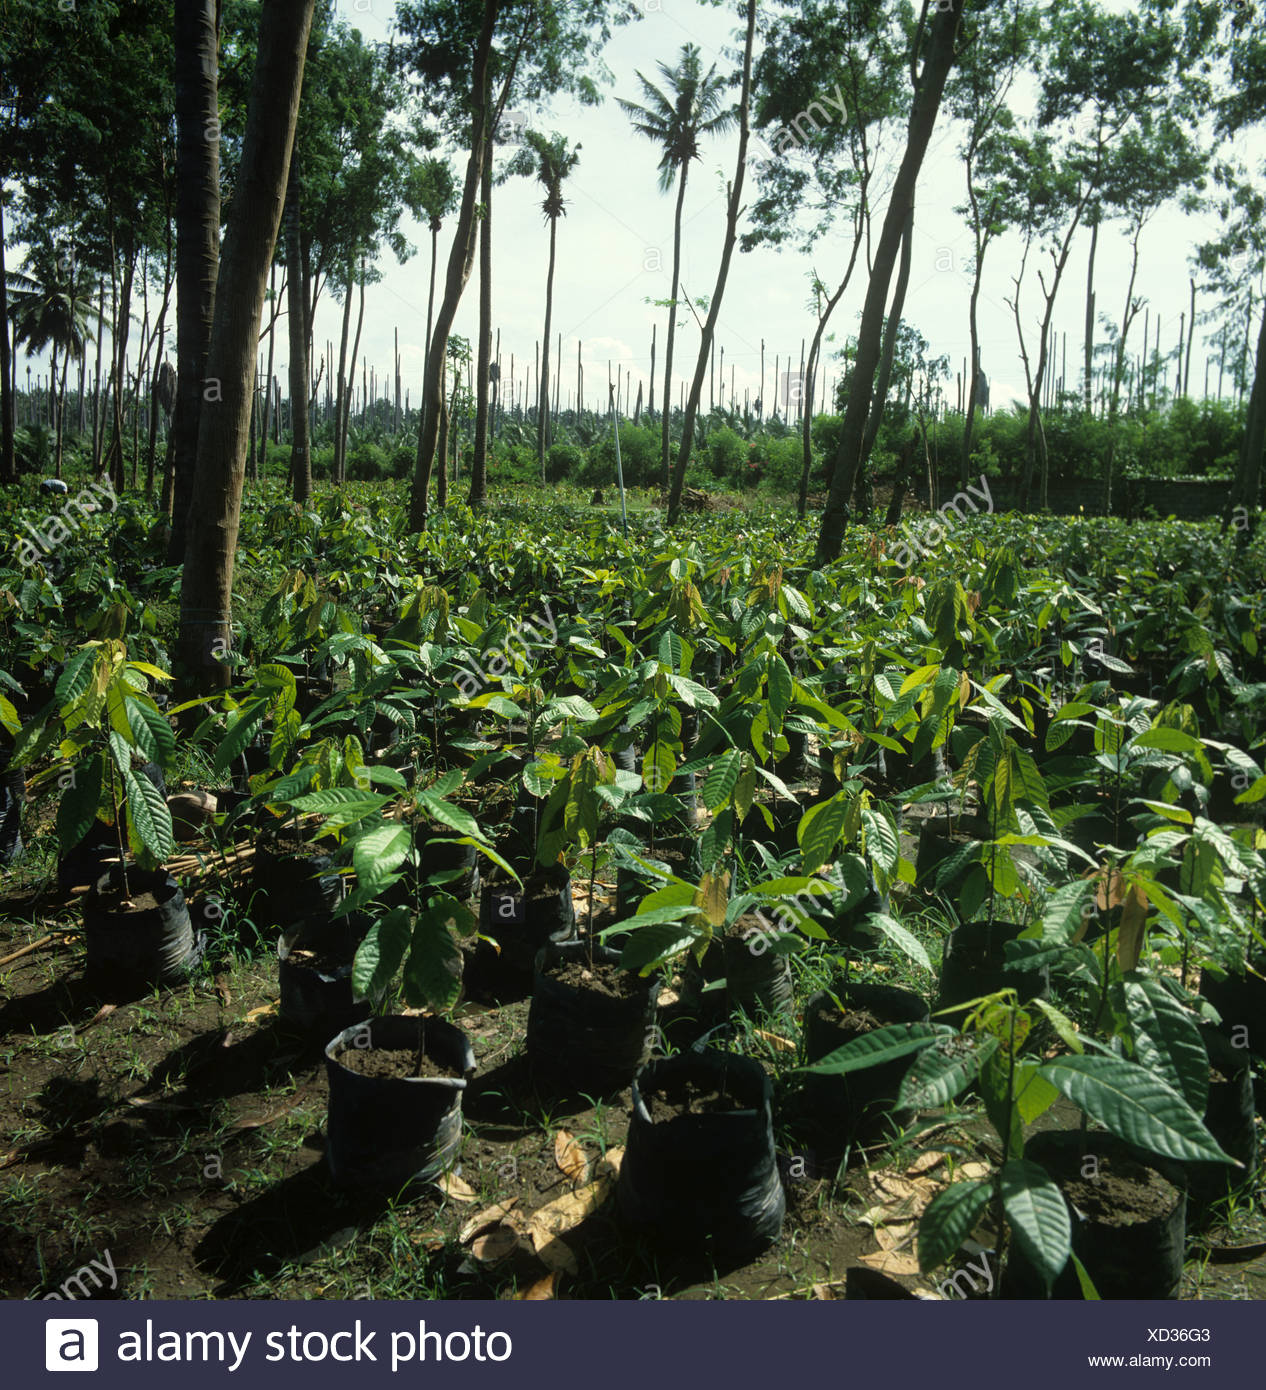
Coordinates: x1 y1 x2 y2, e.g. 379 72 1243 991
705 426 745 480
590 422 660 488
346 440 389 480
546 443 585 483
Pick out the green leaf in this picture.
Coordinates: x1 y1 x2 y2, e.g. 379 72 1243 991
125 695 175 770
290 787 390 829
1069 1252 1101 1300
799 1021 948 1076
416 792 482 839
351 907 411 1000
1040 1055 1231 1164
797 795 847 875
616 922 700 973
1132 727 1204 755
56 753 103 854
665 673 719 709
898 1032 997 1108
702 749 743 812
213 706 265 776
123 762 174 862
1122 975 1208 1115
352 821 412 887
865 911 933 972
55 646 97 709
1000 1159 1071 1293
917 1180 993 1275
767 655 794 721
402 905 463 1012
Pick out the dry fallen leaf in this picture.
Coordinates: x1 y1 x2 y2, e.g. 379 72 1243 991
460 1199 519 1245
753 1028 797 1053
244 1001 278 1024
527 1170 616 1266
533 1233 579 1274
515 1271 559 1300
554 1130 590 1185
858 1248 922 1276
435 1171 477 1203
214 974 233 1007
597 1145 624 1177
229 1096 301 1131
907 1150 949 1175
470 1226 521 1265
76 1003 117 1033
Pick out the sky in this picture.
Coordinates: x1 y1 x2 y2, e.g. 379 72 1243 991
15 0 1263 426
307 0 1261 425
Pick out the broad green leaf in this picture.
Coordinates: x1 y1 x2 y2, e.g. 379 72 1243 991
1000 1159 1070 1293
1040 1055 1230 1164
352 821 412 887
351 907 411 1000
617 922 700 973
417 792 482 840
1122 975 1208 1115
797 795 847 874
799 1021 948 1076
213 706 266 776
124 762 174 862
865 911 933 972
402 905 463 1012
917 1180 993 1275
898 1032 997 1108
125 695 175 770
56 753 104 854
702 749 743 812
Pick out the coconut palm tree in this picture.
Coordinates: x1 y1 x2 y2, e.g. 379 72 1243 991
7 239 97 478
619 43 734 488
524 130 581 476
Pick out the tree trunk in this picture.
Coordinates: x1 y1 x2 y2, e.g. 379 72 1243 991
660 162 690 491
168 0 221 563
334 256 354 484
177 0 315 695
471 136 493 505
1082 210 1098 415
963 237 988 487
537 213 558 479
286 167 312 505
409 0 498 532
1226 298 1266 537
0 199 14 483
341 259 364 477
855 201 915 518
815 0 963 565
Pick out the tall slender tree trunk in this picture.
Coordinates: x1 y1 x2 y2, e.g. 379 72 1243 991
0 199 14 483
1083 210 1099 415
286 167 312 505
177 0 315 696
168 0 220 562
341 259 364 476
537 214 558 478
409 0 498 532
667 0 756 523
471 140 493 506
963 238 989 487
1225 298 1266 537
855 201 915 518
660 163 690 491
334 257 354 485
815 0 963 565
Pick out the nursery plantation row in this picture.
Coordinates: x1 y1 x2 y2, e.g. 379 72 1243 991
1 481 1265 1301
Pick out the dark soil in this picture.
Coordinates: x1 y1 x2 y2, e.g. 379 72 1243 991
644 1075 749 1123
285 949 351 977
336 1047 462 1082
1062 1153 1180 1226
543 957 641 1000
91 890 162 915
814 1004 884 1036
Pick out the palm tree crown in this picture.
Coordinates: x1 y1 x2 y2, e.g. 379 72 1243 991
618 43 735 194
7 241 96 362
525 131 581 223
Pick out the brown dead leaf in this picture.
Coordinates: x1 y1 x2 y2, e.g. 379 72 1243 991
470 1226 521 1265
460 1199 519 1245
597 1145 624 1177
435 1171 477 1203
753 1028 796 1053
811 1282 842 1300
1117 882 1149 972
229 1096 301 1131
515 1271 559 1300
214 974 232 1007
554 1130 590 1185
907 1150 949 1175
528 1171 615 1252
533 1233 579 1274
244 1001 278 1024
409 1229 446 1252
76 1003 117 1033
858 1248 922 1276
